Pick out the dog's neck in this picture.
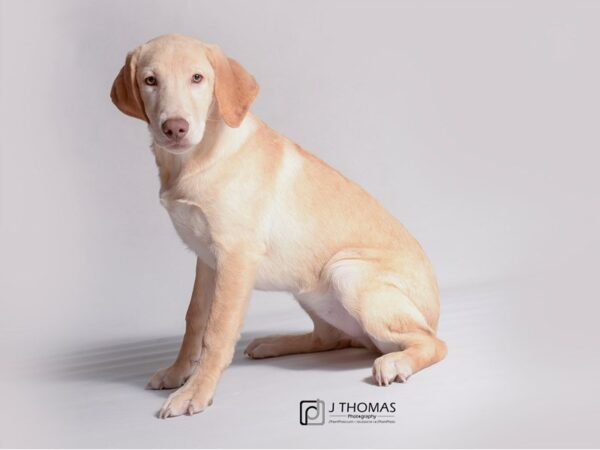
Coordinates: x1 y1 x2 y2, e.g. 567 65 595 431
152 113 258 194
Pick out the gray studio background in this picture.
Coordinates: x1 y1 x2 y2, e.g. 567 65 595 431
1 0 599 447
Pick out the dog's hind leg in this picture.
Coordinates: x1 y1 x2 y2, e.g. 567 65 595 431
322 249 447 385
358 284 447 385
244 304 361 359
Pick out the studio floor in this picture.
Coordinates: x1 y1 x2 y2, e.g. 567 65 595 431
4 278 599 448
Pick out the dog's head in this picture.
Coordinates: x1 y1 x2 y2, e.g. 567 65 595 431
111 34 259 154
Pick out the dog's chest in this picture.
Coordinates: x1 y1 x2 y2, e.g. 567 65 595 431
160 193 216 268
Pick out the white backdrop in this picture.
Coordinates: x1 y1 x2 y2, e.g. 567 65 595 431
1 0 599 447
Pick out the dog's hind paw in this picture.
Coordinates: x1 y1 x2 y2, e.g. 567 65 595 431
372 354 413 386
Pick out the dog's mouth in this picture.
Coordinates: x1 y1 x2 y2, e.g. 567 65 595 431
165 141 191 150
155 137 195 154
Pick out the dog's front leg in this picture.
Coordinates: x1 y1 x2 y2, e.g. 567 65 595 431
158 249 258 418
147 258 215 390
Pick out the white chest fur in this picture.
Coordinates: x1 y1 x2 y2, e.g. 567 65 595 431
160 193 217 268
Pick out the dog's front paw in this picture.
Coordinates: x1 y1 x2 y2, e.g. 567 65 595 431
147 365 190 390
158 386 213 418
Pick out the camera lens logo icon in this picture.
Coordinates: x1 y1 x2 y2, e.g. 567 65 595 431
299 399 325 425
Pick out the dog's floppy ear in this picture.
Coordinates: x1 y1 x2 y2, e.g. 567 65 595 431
207 45 259 128
110 48 148 121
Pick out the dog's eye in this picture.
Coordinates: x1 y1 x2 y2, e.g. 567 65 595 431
192 73 203 83
144 76 157 86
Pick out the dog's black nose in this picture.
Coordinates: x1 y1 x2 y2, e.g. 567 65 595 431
161 118 189 140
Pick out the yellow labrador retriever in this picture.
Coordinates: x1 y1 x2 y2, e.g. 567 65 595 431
111 34 446 418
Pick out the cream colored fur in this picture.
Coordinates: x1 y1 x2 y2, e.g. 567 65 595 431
111 34 447 419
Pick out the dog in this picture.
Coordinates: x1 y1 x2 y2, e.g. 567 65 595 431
111 34 447 418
